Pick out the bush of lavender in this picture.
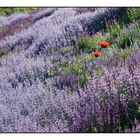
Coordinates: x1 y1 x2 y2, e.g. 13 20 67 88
0 8 140 133
0 47 139 132
0 8 126 56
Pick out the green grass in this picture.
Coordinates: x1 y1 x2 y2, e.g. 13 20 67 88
128 8 140 21
120 49 132 60
0 8 37 16
75 33 107 54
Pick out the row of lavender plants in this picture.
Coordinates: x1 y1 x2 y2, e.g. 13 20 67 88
0 19 140 132
0 8 140 132
2 18 138 97
0 8 97 41
0 8 58 40
0 45 139 132
0 8 126 55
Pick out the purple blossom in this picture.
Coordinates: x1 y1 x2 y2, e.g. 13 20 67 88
0 8 139 133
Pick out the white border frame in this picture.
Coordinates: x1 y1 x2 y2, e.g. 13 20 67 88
0 0 140 139
0 0 140 7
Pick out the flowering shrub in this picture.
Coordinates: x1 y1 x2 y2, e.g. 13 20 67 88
0 8 126 56
0 8 140 133
0 47 139 132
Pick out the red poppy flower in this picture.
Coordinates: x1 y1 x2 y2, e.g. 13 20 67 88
92 51 101 57
100 42 109 48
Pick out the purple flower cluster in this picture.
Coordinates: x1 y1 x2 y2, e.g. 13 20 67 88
0 8 126 55
0 45 139 132
0 8 139 133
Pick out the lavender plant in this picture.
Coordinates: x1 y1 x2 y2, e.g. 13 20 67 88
0 8 140 133
0 8 126 56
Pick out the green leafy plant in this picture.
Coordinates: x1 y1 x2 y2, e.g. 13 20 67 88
63 63 84 75
76 37 94 53
117 33 132 49
60 47 73 55
75 33 106 54
78 74 88 88
0 50 9 57
48 68 60 77
107 23 122 44
120 49 132 60
128 8 140 21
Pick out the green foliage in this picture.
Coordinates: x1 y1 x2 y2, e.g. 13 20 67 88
120 49 132 60
116 101 140 132
128 8 140 21
105 9 140 49
48 68 60 78
108 23 122 38
78 74 88 88
117 33 132 49
77 53 95 64
106 23 138 49
127 101 139 125
51 10 140 90
107 23 122 44
47 60 85 79
0 50 9 57
63 63 84 75
111 22 140 49
60 47 73 55
75 33 107 54
76 37 94 53
0 8 36 16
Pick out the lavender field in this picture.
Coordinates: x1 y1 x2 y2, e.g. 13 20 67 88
0 7 140 133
